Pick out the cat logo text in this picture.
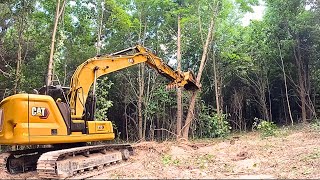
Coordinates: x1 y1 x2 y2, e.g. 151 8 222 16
31 107 50 119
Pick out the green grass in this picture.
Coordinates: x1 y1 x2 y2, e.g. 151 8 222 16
301 148 320 162
306 149 320 160
195 154 215 169
161 154 181 166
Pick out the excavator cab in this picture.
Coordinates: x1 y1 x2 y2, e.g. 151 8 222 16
36 85 87 135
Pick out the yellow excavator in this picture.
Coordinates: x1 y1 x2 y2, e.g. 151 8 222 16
0 45 199 179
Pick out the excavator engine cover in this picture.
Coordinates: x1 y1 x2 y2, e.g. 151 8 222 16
0 94 115 145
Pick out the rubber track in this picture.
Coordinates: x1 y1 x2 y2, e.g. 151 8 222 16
0 147 55 174
67 162 132 179
37 144 133 179
0 152 10 174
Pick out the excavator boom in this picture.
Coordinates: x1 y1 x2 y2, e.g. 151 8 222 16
69 45 199 118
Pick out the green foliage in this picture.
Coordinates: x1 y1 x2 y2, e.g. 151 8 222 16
311 120 320 132
145 86 175 115
255 118 278 137
205 113 231 138
161 154 180 166
235 0 259 12
95 77 114 121
196 102 231 138
195 154 215 169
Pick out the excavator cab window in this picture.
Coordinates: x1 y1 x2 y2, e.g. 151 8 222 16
56 101 71 134
38 85 70 103
83 93 96 121
38 85 75 134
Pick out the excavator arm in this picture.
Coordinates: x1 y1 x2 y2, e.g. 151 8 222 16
69 45 199 119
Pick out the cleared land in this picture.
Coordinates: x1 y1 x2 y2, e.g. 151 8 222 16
1 124 320 179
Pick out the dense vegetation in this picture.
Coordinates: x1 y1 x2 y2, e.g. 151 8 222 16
0 0 319 141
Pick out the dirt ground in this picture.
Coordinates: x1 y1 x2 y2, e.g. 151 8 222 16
1 124 320 179
93 125 320 179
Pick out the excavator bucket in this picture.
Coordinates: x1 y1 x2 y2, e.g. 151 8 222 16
183 71 199 91
165 71 199 91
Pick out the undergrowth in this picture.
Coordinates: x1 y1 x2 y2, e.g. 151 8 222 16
252 118 278 138
161 154 180 166
311 120 320 131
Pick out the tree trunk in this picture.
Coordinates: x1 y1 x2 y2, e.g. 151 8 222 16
143 71 152 138
124 103 129 141
46 0 65 87
280 87 288 124
260 93 270 121
278 42 293 125
156 109 161 139
96 0 104 55
231 88 244 131
267 79 272 121
13 15 25 94
176 14 182 139
245 73 269 121
181 17 215 139
138 64 144 140
213 49 221 115
293 38 307 123
13 33 22 94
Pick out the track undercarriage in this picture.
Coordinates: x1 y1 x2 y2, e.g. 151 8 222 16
0 144 133 179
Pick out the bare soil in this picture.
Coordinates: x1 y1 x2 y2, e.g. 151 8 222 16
93 125 320 179
1 124 320 179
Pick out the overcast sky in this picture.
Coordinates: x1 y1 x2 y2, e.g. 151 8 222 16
241 3 266 26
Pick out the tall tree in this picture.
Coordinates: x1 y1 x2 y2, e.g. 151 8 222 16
10 0 35 94
278 41 294 125
46 0 66 87
265 0 317 123
182 13 216 139
176 13 182 139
